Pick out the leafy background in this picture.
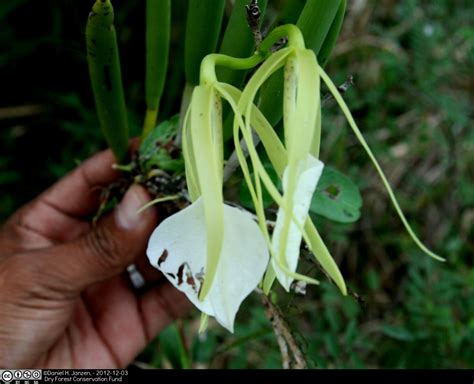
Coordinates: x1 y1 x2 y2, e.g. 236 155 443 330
1 0 473 368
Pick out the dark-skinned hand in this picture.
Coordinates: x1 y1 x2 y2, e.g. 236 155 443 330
0 147 190 368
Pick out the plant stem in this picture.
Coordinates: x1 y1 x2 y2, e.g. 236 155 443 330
136 194 181 214
261 293 308 369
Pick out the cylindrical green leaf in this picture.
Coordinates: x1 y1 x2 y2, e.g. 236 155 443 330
184 0 226 85
217 0 268 87
314 0 346 67
297 0 342 55
277 0 306 25
86 0 129 162
258 0 342 127
144 0 171 136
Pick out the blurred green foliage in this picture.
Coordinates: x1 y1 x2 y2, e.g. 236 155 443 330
0 0 472 368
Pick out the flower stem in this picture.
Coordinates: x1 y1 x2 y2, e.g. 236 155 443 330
199 24 306 85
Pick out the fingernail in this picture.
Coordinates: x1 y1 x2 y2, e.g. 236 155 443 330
116 185 151 230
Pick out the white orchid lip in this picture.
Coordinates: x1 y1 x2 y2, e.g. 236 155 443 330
147 197 269 332
272 155 324 291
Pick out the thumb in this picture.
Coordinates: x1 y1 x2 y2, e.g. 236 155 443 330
46 184 158 292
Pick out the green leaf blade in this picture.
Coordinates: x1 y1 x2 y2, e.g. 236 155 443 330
310 166 363 224
184 0 226 85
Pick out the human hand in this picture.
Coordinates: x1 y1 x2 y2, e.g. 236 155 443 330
0 148 190 368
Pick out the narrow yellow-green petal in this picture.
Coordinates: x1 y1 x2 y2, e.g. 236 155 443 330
304 219 347 294
182 104 200 201
189 86 226 299
317 66 444 262
220 83 347 294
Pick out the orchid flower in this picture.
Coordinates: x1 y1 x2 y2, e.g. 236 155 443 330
147 52 270 332
147 24 443 333
218 26 348 294
147 26 347 332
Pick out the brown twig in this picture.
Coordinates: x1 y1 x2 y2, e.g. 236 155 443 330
246 0 262 48
261 293 308 369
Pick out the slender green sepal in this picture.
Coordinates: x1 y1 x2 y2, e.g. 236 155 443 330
86 0 129 162
317 66 445 262
312 101 322 157
176 82 195 146
143 0 171 137
304 219 347 294
188 86 225 300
